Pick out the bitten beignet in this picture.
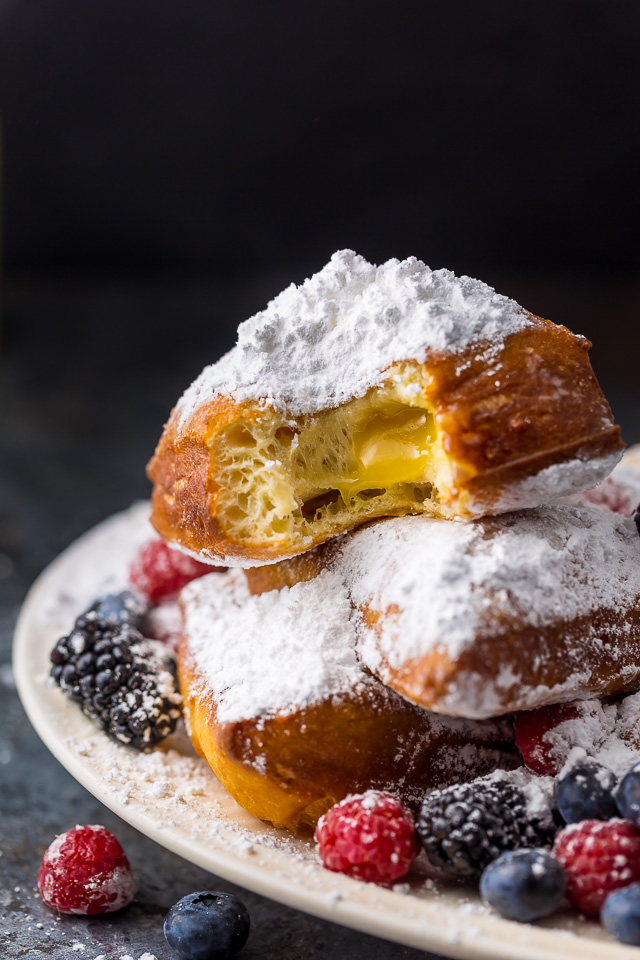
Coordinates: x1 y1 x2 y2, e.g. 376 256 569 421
149 250 622 565
245 503 640 719
178 570 518 831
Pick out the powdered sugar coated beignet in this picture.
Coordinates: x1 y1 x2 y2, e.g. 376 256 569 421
245 503 640 718
178 569 517 831
149 250 622 565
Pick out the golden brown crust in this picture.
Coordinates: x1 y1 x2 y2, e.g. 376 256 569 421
424 320 622 515
149 317 622 563
179 640 518 832
362 603 640 717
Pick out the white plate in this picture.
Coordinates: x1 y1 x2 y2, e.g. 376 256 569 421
12 504 638 960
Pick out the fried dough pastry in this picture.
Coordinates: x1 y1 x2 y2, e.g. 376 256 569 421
245 503 640 719
149 250 622 565
178 570 518 832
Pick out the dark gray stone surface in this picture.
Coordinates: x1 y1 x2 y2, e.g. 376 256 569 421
1 275 638 959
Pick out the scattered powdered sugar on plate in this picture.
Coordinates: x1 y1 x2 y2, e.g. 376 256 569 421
177 249 535 420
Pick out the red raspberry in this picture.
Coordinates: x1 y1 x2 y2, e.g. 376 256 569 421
314 791 419 884
38 825 136 915
580 478 633 516
129 539 222 604
553 820 640 916
514 702 582 776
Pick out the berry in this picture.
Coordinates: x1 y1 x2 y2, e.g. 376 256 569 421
553 819 640 916
555 760 618 824
314 791 419 884
602 883 640 945
38 825 135 915
163 891 250 960
580 478 633 516
416 777 554 880
513 702 582 776
480 849 566 922
88 590 149 631
615 761 640 826
50 611 182 749
635 505 640 538
130 539 222 604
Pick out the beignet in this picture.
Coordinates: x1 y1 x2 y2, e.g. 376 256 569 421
245 503 640 719
178 570 518 831
149 250 622 565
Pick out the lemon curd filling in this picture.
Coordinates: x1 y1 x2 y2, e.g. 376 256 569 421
210 362 451 546
350 405 435 494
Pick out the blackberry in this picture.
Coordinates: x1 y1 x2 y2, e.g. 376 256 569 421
635 504 640 538
416 778 555 880
50 610 182 749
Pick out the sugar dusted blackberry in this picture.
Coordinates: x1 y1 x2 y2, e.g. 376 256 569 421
416 778 554 880
634 504 640 537
50 611 182 749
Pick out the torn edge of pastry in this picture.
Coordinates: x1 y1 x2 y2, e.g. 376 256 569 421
245 496 640 720
178 569 518 831
148 250 623 564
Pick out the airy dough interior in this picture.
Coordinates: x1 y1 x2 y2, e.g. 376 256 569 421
209 361 453 549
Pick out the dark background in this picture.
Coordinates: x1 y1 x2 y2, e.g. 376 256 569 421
0 3 639 957
1 1 639 456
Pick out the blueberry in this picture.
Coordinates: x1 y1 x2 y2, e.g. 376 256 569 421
87 590 150 630
164 891 250 960
480 849 566 922
602 883 640 945
555 760 618 824
616 762 640 826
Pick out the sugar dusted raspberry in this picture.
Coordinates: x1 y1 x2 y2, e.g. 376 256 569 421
514 702 582 776
314 791 419 884
129 539 222 604
580 477 634 517
38 825 136 915
553 819 640 916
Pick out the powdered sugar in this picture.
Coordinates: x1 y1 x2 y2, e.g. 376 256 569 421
337 503 640 671
177 250 534 420
181 569 365 724
184 500 640 722
485 450 624 517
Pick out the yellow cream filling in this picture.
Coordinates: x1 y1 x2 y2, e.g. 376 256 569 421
213 362 450 543
348 405 434 498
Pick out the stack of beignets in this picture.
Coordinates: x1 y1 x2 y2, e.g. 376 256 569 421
149 250 639 832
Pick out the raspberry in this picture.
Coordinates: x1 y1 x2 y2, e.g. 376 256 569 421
580 478 633 517
315 791 419 884
38 825 136 915
514 702 583 776
553 819 640 916
129 539 222 604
